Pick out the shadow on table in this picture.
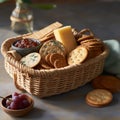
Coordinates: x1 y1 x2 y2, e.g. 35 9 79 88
23 107 45 118
40 83 120 118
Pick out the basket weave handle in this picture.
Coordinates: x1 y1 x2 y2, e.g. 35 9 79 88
13 73 25 91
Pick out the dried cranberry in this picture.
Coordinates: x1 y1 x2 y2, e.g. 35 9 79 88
14 38 39 48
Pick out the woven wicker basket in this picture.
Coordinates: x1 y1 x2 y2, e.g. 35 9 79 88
1 32 109 98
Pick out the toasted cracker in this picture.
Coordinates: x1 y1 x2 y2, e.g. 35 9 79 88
98 75 120 93
39 39 66 58
86 89 113 107
40 57 53 69
68 46 88 65
23 22 62 41
77 35 94 42
20 52 41 68
49 53 65 66
54 58 68 68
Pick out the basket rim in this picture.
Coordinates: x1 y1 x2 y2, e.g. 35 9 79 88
1 35 109 76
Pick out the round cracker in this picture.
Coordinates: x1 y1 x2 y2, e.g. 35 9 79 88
100 75 120 93
91 76 105 89
50 53 65 66
80 39 99 44
20 52 41 68
68 46 88 65
86 89 113 107
82 41 104 47
45 54 54 67
39 39 66 58
77 35 94 42
40 57 53 69
54 59 68 68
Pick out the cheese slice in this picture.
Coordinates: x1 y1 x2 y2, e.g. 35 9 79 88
54 26 77 54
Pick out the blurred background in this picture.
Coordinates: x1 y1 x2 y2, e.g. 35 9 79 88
0 0 120 41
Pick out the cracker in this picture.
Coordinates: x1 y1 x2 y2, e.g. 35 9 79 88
91 76 105 89
39 39 66 58
68 46 88 65
86 89 113 107
92 75 120 93
40 57 53 69
99 75 120 93
45 54 54 67
49 53 65 65
25 22 63 41
54 58 68 68
20 52 41 68
80 39 99 44
77 35 94 42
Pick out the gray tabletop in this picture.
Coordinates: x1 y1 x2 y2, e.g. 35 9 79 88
0 1 120 120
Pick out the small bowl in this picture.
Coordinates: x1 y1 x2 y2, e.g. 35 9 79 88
12 38 42 56
0 94 34 117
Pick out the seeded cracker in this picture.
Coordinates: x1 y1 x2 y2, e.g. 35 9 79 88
39 39 66 58
20 52 41 68
86 89 113 107
68 46 88 65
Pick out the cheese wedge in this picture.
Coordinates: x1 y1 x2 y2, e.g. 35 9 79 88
54 26 77 54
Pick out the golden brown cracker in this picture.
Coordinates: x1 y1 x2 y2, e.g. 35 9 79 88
45 54 54 67
100 75 120 93
54 58 68 68
68 46 88 65
49 53 65 66
77 35 94 42
39 39 66 58
40 58 53 69
86 89 113 107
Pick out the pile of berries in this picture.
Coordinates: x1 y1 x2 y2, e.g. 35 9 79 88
5 92 30 110
14 38 39 48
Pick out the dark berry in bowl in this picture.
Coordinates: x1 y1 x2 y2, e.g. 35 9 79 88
12 38 42 56
0 92 34 117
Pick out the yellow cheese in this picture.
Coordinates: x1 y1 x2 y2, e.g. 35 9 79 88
54 26 77 54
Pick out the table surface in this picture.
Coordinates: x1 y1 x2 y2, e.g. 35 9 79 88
0 1 120 120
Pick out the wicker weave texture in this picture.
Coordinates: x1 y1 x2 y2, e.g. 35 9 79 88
1 33 108 98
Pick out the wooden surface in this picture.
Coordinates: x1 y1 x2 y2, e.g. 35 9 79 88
0 1 120 120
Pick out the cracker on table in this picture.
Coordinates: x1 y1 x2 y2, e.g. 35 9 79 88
97 75 120 93
86 89 113 107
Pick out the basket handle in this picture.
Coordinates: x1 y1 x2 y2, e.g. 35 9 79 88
13 73 25 91
1 36 22 57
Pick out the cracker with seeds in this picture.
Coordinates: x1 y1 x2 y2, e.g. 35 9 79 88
86 89 113 107
39 39 66 58
20 52 41 68
68 46 88 65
